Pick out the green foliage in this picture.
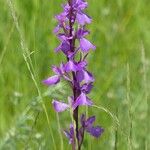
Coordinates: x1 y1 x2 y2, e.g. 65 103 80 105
0 0 149 149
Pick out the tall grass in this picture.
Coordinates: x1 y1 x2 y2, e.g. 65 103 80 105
0 0 149 149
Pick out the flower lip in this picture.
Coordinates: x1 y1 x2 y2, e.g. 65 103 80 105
43 75 60 85
76 11 92 25
80 38 96 52
76 28 90 39
64 123 75 144
52 100 69 112
80 114 104 138
86 126 104 138
73 93 93 110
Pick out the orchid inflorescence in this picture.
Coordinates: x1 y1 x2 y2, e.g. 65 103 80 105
43 0 104 149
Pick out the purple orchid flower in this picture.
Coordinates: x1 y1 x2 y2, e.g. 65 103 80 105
80 114 104 138
64 124 75 145
43 75 60 85
73 92 93 110
43 0 104 149
52 100 69 112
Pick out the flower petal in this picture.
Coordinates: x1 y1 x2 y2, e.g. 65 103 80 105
76 12 91 25
55 41 70 55
64 124 75 144
52 100 69 112
73 93 93 109
52 66 62 75
55 12 67 23
53 25 60 33
52 63 65 75
83 70 94 83
85 116 95 127
77 28 90 39
76 70 94 83
75 0 88 10
77 61 87 70
81 83 93 94
64 60 78 72
86 126 104 138
80 38 96 52
43 75 60 85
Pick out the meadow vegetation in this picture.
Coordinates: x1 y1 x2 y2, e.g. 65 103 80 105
0 0 149 149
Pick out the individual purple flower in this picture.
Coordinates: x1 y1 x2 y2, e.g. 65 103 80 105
55 41 70 54
80 114 104 138
52 64 65 76
64 60 87 73
76 28 90 39
86 126 104 138
64 124 75 144
76 69 95 83
43 75 60 85
80 38 96 52
52 100 69 112
76 28 95 52
73 93 93 109
81 82 93 94
76 12 92 25
76 0 88 10
64 60 78 72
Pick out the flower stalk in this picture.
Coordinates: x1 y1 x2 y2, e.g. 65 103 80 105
43 0 104 149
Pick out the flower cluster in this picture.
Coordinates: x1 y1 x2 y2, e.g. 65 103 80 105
43 0 104 149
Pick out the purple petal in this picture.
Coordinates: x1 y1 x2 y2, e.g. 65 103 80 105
55 41 71 55
61 41 70 54
64 130 71 139
69 124 74 136
64 60 78 72
57 33 67 41
76 0 88 10
85 116 95 127
55 44 62 52
77 61 87 70
81 83 93 94
73 93 93 110
53 25 60 33
64 124 75 144
77 28 90 39
80 38 96 52
86 126 104 138
76 12 92 25
52 100 69 112
52 66 62 75
76 70 84 82
64 130 73 144
52 63 65 75
83 70 94 83
76 70 94 83
43 75 60 85
55 12 67 23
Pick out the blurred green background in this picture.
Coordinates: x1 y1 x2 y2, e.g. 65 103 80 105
0 0 149 149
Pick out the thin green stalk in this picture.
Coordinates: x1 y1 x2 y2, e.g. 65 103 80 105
114 108 118 150
92 105 120 127
69 105 78 150
126 63 132 150
0 24 14 69
141 42 148 150
56 113 64 150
